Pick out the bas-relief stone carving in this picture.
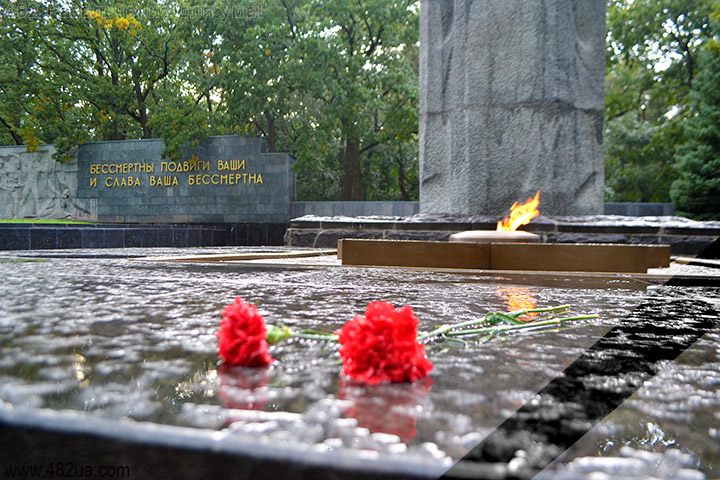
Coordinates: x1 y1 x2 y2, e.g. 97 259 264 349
419 0 606 215
0 146 89 220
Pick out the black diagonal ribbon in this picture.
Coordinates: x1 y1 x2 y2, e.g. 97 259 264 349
442 240 720 480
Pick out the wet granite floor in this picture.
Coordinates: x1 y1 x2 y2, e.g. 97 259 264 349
0 247 719 479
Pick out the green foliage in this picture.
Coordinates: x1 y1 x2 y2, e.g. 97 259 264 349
10 0 720 207
604 0 718 206
0 0 210 160
201 0 420 200
604 114 680 202
294 0 419 200
0 0 61 151
0 0 419 200
670 48 720 220
607 0 713 92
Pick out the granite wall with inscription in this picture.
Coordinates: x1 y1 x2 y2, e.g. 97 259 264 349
77 135 295 223
0 136 295 224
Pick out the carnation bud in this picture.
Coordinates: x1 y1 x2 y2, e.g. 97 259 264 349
266 324 293 345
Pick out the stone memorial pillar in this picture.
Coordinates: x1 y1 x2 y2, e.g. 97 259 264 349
419 0 606 215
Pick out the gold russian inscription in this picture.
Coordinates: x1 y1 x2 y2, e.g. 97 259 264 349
104 176 140 187
159 160 210 173
92 158 262 189
218 159 245 171
94 162 152 175
244 173 262 184
150 175 178 186
187 171 262 186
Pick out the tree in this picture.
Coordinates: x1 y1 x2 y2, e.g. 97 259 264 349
604 114 680 202
609 0 720 219
203 0 419 201
194 0 312 157
0 0 421 200
0 0 87 156
670 47 720 220
607 0 713 105
0 1 213 160
299 0 418 201
604 0 716 204
0 0 36 146
51 2 198 154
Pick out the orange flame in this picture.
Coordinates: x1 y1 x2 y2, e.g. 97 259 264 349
496 191 541 232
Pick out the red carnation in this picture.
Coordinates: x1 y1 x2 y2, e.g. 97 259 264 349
336 301 433 385
217 297 273 367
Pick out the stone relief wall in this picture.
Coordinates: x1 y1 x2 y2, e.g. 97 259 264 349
0 145 90 220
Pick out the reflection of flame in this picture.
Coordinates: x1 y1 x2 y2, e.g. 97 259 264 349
338 377 433 443
496 191 540 232
495 286 537 321
72 353 90 388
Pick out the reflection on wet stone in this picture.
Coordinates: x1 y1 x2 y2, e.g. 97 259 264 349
0 249 719 479
446 296 719 479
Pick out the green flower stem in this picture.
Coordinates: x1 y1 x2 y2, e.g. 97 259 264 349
417 304 573 341
269 306 591 345
293 332 340 342
512 304 571 317
444 314 599 338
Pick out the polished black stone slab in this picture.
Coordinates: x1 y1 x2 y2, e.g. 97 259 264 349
0 223 287 250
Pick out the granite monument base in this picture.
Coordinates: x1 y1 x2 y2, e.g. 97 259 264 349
0 222 287 251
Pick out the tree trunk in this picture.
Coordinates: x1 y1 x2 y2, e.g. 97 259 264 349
264 110 276 152
1 116 24 145
342 130 363 201
132 69 152 139
8 64 24 145
10 131 23 145
102 51 125 141
139 108 152 139
396 155 410 201
102 117 126 141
